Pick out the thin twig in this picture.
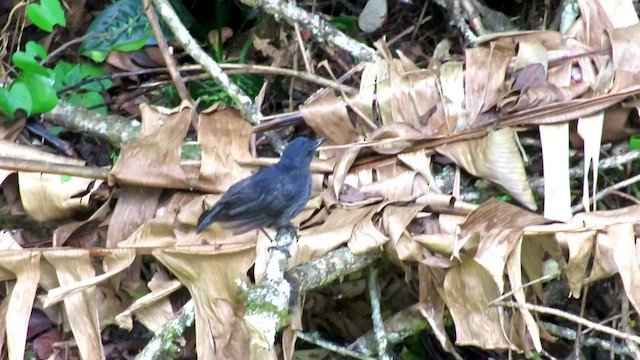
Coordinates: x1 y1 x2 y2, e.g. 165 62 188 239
542 321 630 356
297 332 376 360
494 301 640 345
149 0 288 151
608 190 640 205
571 172 640 213
238 0 378 62
0 157 110 179
367 268 390 360
142 0 192 105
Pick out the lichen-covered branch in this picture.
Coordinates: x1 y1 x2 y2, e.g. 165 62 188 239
244 228 296 346
367 268 390 359
135 300 195 360
42 100 140 146
150 0 262 124
349 304 429 356
238 0 378 62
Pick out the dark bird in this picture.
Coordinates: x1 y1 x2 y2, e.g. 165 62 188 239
196 137 325 235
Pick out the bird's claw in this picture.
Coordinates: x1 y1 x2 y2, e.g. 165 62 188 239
277 224 299 239
267 244 291 257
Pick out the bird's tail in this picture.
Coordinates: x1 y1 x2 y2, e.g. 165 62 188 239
196 206 222 234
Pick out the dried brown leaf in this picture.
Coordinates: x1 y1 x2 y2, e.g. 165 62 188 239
418 265 451 350
443 257 512 349
52 194 111 247
589 232 618 282
198 105 254 192
110 102 190 189
506 238 541 353
437 128 537 210
473 31 563 49
382 204 424 261
348 210 388 254
42 249 135 308
360 170 416 201
43 250 104 359
330 145 361 201
460 199 548 291
0 141 103 222
291 207 373 267
154 244 254 359
368 123 424 154
116 270 180 331
464 43 514 126
300 92 359 145
501 82 591 113
608 223 640 316
0 251 40 360
106 187 162 248
563 231 595 297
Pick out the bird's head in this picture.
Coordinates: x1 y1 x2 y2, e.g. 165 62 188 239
277 137 325 172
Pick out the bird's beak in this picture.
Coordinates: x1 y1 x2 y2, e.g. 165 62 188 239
314 138 326 149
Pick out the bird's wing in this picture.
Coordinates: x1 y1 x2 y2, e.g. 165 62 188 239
223 167 297 218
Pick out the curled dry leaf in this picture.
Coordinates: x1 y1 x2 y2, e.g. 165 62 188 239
0 251 40 360
562 230 595 297
498 82 591 113
444 257 513 349
0 141 103 222
607 223 640 316
43 250 104 360
300 92 358 145
437 128 537 210
292 206 374 267
154 244 255 359
110 102 190 189
460 199 548 292
464 44 513 127
418 266 451 351
106 187 162 248
358 0 387 33
115 270 181 332
197 105 254 193
52 193 111 247
368 123 424 154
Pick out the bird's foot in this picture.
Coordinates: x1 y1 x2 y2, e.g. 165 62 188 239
267 244 291 257
277 224 299 240
266 224 298 257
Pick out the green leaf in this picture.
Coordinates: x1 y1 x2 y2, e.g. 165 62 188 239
64 64 83 87
15 72 58 114
79 0 195 62
79 0 151 62
629 135 640 150
330 16 359 32
79 64 112 91
68 92 107 114
48 126 64 135
52 61 74 90
53 61 112 92
60 174 72 183
26 0 66 32
12 41 49 75
0 83 33 116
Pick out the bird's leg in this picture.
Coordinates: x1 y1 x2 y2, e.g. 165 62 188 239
260 228 274 242
267 224 298 257
263 228 291 257
279 224 299 240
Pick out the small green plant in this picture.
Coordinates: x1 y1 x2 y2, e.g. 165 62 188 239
0 0 114 119
53 61 113 114
0 0 65 117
